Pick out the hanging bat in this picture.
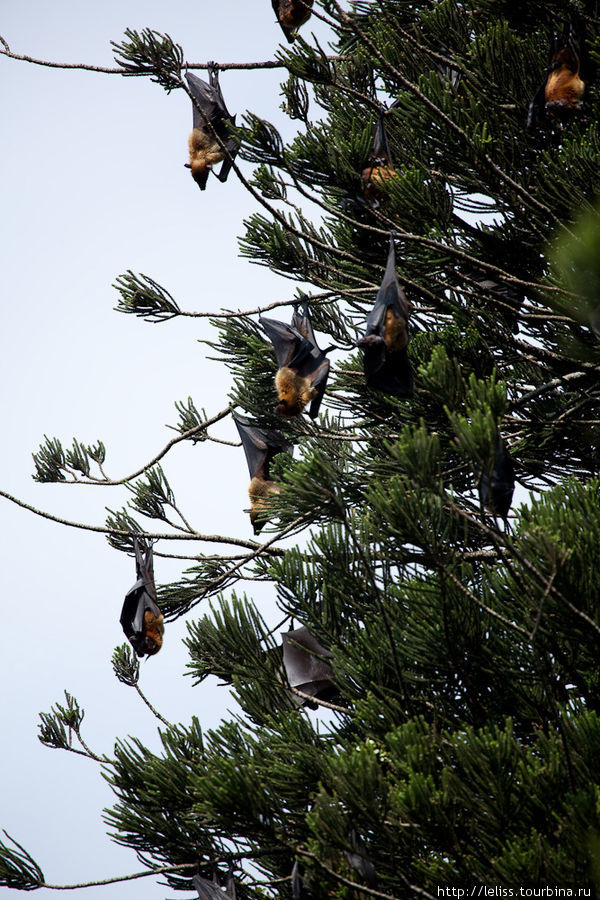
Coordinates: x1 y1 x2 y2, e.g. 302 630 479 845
527 22 585 128
260 298 331 419
291 861 311 900
361 108 396 207
479 437 515 523
193 865 236 900
344 830 378 887
282 625 338 707
184 65 237 190
272 0 314 43
120 538 164 657
234 414 293 534
356 233 413 398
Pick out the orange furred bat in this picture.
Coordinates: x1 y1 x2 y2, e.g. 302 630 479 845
185 66 237 190
260 298 331 419
120 539 164 657
356 232 413 397
272 0 314 43
233 414 293 534
527 22 585 128
361 109 396 207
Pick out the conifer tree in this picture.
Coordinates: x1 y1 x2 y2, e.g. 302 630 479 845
2 0 600 896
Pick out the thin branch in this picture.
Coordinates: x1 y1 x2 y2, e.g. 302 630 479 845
0 488 281 552
290 685 350 713
134 685 173 729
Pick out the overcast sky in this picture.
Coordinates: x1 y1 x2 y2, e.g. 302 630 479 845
0 3 333 897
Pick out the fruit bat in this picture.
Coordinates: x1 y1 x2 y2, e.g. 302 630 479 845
291 861 311 900
234 414 293 534
282 626 338 707
479 437 515 522
120 538 164 657
193 865 236 900
361 108 396 207
272 0 314 43
185 66 237 190
344 830 378 887
356 233 413 398
260 299 331 419
527 22 585 128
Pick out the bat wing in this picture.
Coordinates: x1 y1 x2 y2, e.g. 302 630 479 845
233 414 293 479
291 296 318 346
527 77 548 129
192 874 226 900
307 357 331 418
260 316 308 369
186 72 224 131
121 539 162 655
369 108 393 168
480 440 515 518
365 346 413 398
282 626 337 701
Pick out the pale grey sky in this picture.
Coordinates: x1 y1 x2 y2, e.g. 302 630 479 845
0 2 332 896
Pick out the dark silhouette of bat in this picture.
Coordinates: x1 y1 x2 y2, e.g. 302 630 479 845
272 0 314 43
193 865 236 900
120 538 164 657
234 414 293 534
527 22 585 128
282 626 338 707
479 437 515 523
344 830 378 887
184 65 237 190
356 233 413 398
260 299 331 418
361 108 396 207
291 861 311 899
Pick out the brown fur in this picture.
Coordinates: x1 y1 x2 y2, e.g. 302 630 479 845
545 57 584 111
361 162 396 205
143 609 164 656
249 476 281 530
384 308 408 351
276 0 313 31
188 129 225 182
275 366 316 416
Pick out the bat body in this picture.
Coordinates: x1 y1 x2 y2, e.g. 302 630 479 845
361 110 396 207
480 438 515 522
120 539 164 657
260 299 331 418
185 67 237 190
282 626 337 706
234 414 293 534
193 866 236 900
357 233 413 397
527 22 584 128
272 0 313 43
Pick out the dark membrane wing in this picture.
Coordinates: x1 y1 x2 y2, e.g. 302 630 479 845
282 626 337 700
260 316 305 369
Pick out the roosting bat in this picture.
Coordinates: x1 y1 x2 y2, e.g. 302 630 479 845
527 22 585 128
185 65 237 190
356 233 413 398
120 538 164 657
260 299 331 419
272 0 314 43
234 414 293 534
344 830 378 887
282 625 338 707
361 108 396 207
193 865 236 900
479 437 515 523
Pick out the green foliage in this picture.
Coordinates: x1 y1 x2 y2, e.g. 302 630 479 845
11 1 600 896
0 831 44 891
111 28 184 92
113 271 181 322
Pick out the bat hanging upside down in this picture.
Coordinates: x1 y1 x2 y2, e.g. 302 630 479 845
272 0 314 43
234 414 293 534
479 436 515 526
260 298 331 419
361 108 396 207
527 21 585 128
184 65 237 190
357 232 413 398
120 538 164 657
